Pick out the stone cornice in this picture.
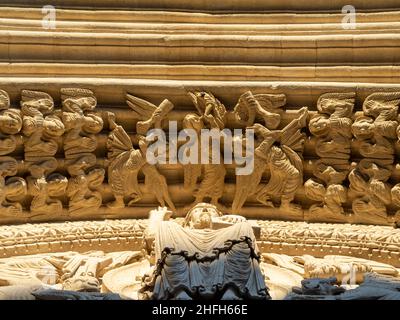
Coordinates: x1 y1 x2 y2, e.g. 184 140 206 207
2 1 400 12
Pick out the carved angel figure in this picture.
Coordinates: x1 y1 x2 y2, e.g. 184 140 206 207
309 92 355 160
106 111 175 211
233 107 308 213
233 91 286 128
106 112 145 209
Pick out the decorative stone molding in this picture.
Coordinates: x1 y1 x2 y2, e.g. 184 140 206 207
258 220 400 267
0 219 147 258
0 218 399 269
0 88 400 226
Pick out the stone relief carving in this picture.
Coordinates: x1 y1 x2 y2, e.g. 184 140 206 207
233 103 308 215
107 93 176 211
305 92 355 222
0 88 399 226
61 88 104 216
349 92 400 224
233 91 285 129
21 90 66 215
0 223 398 300
140 203 268 300
0 90 26 217
183 91 227 207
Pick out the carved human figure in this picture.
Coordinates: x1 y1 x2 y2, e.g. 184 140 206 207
390 119 400 221
66 167 104 215
349 92 400 222
141 203 268 300
21 90 66 214
309 92 355 160
0 159 26 216
21 90 64 178
0 90 22 156
233 107 308 213
0 250 143 294
349 159 392 223
304 161 348 218
106 111 175 211
182 113 226 207
352 92 400 161
61 88 104 215
305 93 355 218
0 90 26 216
28 173 67 215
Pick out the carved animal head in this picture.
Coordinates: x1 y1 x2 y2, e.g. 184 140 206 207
300 277 345 296
61 88 97 113
363 92 400 118
188 91 226 124
20 90 54 115
317 92 355 117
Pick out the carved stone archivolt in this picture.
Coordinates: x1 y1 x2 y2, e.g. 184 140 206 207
0 88 400 226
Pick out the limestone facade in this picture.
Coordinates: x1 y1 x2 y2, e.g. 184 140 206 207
0 1 399 300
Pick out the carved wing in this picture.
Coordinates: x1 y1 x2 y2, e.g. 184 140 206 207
363 92 400 116
370 179 392 205
106 125 133 160
280 107 308 154
253 93 286 111
348 170 368 193
126 94 157 120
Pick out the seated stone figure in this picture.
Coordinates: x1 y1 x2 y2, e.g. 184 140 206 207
141 203 269 300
